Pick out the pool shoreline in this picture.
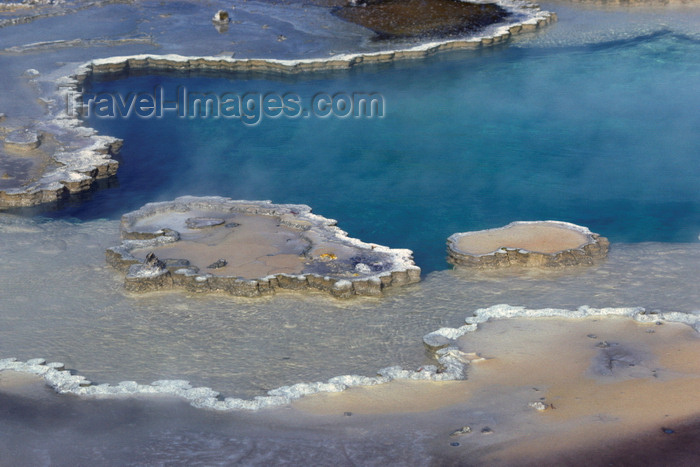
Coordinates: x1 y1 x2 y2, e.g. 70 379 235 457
3 311 700 464
0 1 699 463
0 0 556 208
2 303 699 412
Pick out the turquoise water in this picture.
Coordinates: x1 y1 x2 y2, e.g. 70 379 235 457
72 32 700 272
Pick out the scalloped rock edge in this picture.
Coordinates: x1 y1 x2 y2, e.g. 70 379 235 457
2 305 697 412
106 196 421 298
0 2 556 207
447 221 610 268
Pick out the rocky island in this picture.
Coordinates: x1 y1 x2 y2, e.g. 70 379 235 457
106 196 421 297
447 220 610 267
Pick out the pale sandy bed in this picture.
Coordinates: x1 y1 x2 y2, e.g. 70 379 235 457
293 316 700 464
3 314 700 466
5 316 698 464
455 223 590 255
0 371 58 403
132 213 307 279
0 371 43 394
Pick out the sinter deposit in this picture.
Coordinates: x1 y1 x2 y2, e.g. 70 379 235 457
447 220 609 267
106 196 421 297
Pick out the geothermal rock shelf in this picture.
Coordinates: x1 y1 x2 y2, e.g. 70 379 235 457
106 196 421 297
447 221 610 268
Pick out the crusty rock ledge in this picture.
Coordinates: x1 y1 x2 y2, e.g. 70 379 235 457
78 14 556 76
3 305 697 412
423 304 700 351
0 114 121 208
74 1 555 76
106 196 421 298
447 220 609 268
0 63 123 208
0 1 555 208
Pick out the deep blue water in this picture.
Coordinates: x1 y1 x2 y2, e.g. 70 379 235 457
54 32 700 272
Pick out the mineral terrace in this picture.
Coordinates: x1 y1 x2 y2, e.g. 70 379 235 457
106 196 421 297
447 220 609 268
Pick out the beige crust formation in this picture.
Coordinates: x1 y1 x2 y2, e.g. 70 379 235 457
447 220 609 267
106 196 421 298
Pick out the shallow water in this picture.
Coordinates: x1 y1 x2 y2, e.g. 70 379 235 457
2 0 700 400
1 2 700 463
44 29 700 273
1 215 698 399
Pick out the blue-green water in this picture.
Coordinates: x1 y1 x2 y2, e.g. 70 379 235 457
71 32 700 272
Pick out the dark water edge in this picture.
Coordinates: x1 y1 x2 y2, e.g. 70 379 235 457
0 382 445 466
521 417 700 467
3 378 700 466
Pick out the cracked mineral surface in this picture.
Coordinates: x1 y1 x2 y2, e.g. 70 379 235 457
106 196 421 297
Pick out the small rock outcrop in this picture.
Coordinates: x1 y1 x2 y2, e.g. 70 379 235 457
212 10 230 23
3 129 41 151
447 221 609 268
107 196 421 297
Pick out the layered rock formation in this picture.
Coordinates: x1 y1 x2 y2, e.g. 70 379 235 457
107 196 421 297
